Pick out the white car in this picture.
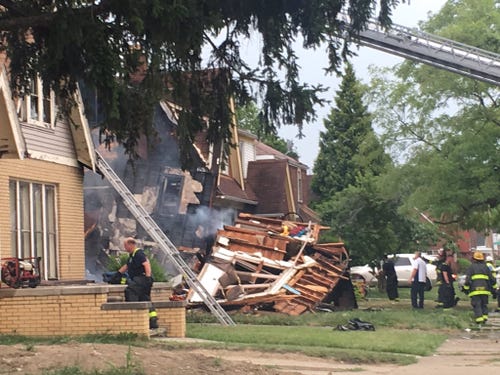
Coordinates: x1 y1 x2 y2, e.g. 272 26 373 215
350 264 378 286
390 253 437 287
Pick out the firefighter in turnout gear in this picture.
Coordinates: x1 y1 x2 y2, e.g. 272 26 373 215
463 252 497 324
485 256 500 313
117 237 159 329
434 249 446 308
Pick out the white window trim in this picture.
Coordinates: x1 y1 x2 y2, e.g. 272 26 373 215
17 76 56 128
11 179 59 280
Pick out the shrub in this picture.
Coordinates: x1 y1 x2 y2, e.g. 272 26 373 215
456 257 471 273
107 251 167 282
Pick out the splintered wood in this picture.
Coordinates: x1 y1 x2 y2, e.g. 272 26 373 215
186 213 350 315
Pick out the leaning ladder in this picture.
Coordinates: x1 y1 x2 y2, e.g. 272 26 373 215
95 151 236 326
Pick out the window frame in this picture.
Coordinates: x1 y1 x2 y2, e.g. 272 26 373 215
9 179 59 280
297 168 303 203
16 76 56 128
156 173 184 217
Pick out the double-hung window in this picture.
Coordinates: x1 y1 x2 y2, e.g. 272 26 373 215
17 76 56 127
9 179 58 279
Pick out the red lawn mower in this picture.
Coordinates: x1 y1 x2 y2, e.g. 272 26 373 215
1 257 42 288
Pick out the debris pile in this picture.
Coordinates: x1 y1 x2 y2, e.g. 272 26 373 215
185 213 352 315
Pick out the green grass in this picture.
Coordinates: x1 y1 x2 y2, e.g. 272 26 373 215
187 292 473 331
186 324 445 363
0 333 147 346
0 286 478 369
183 286 475 365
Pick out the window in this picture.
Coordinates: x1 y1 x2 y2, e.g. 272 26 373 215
9 180 58 279
394 257 411 267
297 169 303 203
17 76 55 127
157 174 184 216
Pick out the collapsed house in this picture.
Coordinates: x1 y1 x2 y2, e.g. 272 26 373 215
185 213 355 315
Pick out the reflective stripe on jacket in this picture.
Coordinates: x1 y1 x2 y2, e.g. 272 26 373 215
465 261 496 297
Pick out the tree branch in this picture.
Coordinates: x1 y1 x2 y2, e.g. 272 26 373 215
0 1 111 30
394 111 442 153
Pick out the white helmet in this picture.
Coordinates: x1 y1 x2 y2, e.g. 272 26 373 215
486 255 493 262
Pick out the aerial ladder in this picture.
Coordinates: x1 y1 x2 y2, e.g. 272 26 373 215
95 150 236 326
341 13 500 86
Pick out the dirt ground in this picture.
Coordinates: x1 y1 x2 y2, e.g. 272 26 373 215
1 331 500 375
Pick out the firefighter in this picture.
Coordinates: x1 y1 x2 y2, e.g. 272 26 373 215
485 256 500 313
440 254 457 308
382 255 399 302
463 252 497 324
434 249 446 308
117 237 158 328
485 256 496 277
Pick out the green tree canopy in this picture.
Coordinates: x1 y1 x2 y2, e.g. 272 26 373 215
312 63 387 198
368 0 500 231
0 0 404 167
311 63 431 264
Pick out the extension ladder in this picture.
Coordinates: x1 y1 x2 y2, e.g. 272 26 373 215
95 150 235 326
339 12 500 86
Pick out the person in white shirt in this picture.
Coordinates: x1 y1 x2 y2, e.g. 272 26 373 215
409 251 427 309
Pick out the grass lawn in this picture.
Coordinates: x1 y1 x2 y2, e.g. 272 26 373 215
185 285 476 365
0 285 476 367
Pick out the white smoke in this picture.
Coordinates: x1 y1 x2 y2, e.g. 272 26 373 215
191 206 236 238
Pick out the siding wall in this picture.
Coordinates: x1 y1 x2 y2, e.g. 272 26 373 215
240 139 256 178
0 158 85 280
21 119 77 164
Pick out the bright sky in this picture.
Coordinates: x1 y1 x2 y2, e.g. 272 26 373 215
275 0 449 171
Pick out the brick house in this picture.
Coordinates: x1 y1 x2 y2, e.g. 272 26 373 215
0 65 95 282
237 129 319 223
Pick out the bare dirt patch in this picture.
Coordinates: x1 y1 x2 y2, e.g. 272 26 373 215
1 334 499 375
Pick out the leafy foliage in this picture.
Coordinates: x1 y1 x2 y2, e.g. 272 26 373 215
106 251 167 282
312 64 436 264
368 0 500 230
311 63 389 198
0 0 404 167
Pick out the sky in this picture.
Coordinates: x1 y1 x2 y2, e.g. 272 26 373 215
271 0 449 171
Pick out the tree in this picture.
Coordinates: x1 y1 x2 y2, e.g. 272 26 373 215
368 0 500 230
318 175 440 264
312 63 383 198
236 101 299 160
311 63 425 264
0 0 403 167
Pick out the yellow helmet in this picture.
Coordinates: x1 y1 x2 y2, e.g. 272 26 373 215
472 251 484 261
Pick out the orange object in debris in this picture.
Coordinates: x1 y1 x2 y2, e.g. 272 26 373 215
280 225 289 236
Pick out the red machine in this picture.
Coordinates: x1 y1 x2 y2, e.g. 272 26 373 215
1 257 42 288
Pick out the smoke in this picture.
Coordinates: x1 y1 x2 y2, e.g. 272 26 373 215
191 206 236 238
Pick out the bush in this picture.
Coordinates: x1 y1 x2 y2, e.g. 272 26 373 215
456 257 471 273
107 251 167 282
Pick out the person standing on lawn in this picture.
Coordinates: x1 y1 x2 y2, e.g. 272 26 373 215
463 251 497 324
382 255 399 302
439 254 458 308
409 251 427 309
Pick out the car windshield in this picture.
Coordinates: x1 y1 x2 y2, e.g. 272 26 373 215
394 257 412 267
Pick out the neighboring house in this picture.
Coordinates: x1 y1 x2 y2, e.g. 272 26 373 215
0 64 95 282
236 130 319 223
428 229 500 259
